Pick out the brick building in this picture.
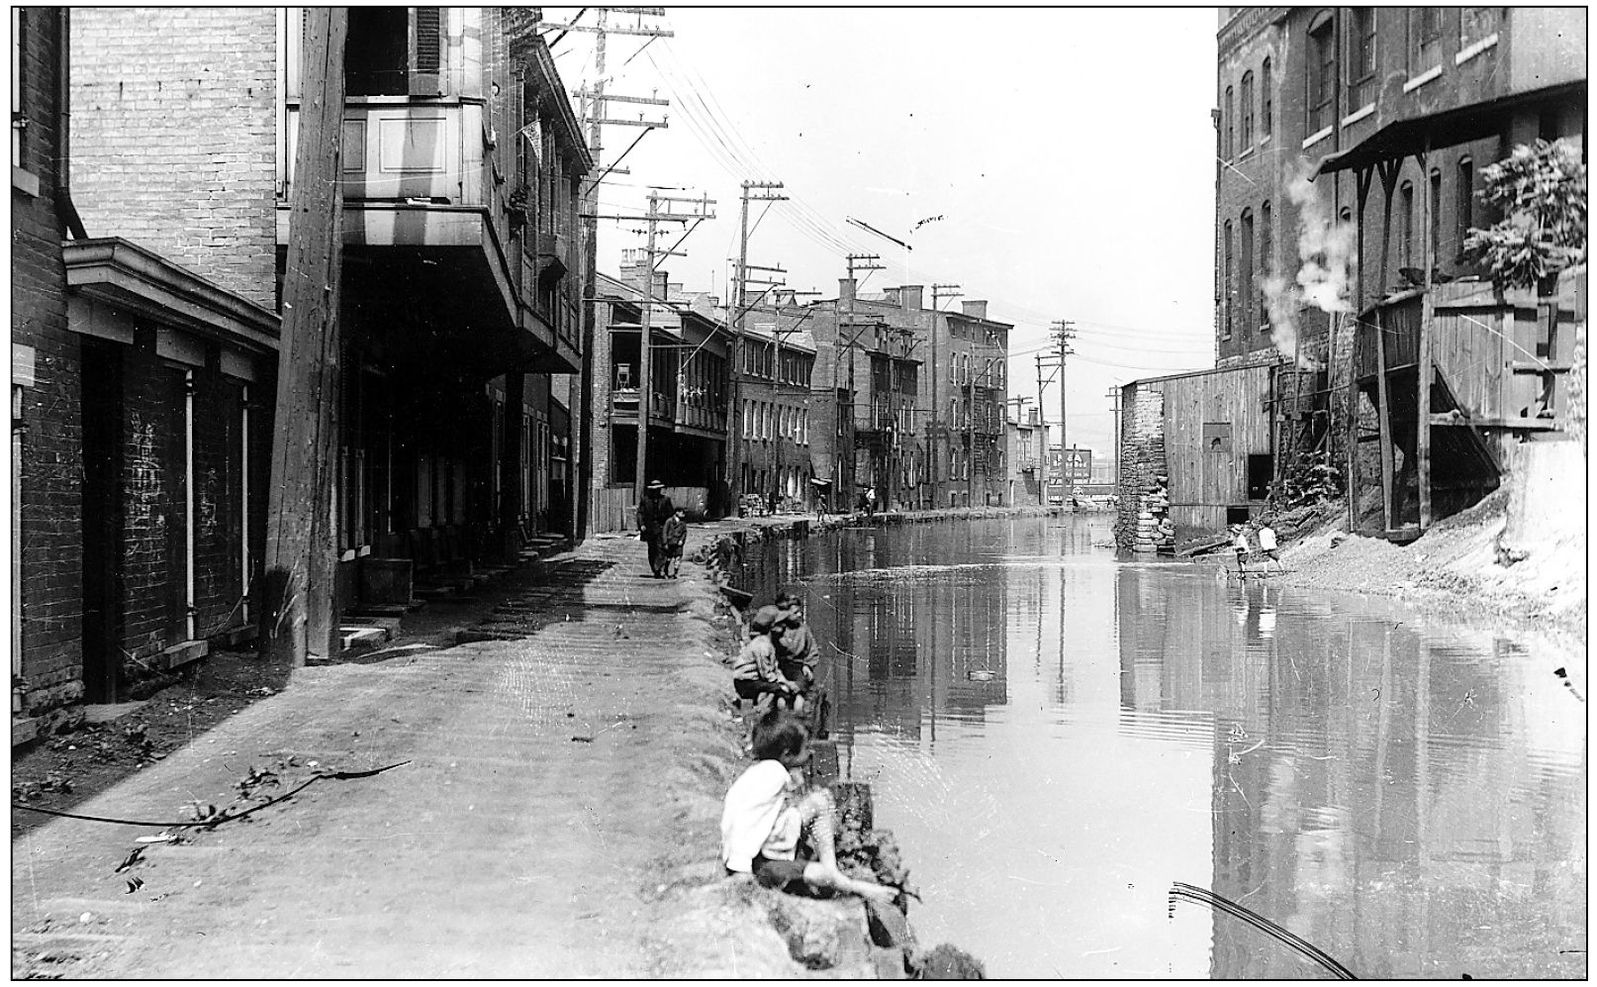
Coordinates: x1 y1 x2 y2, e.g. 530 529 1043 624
586 265 731 532
933 300 1011 508
277 9 592 606
12 9 283 740
1004 410 1048 507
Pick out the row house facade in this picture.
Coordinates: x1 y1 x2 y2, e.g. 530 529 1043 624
587 264 731 531
279 8 592 612
937 301 1011 507
12 8 594 740
735 297 818 511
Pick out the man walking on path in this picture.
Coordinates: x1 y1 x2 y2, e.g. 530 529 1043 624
637 479 676 577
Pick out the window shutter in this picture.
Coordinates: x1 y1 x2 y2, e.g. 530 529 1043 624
409 7 443 96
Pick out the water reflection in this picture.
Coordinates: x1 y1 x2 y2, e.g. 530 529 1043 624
735 517 1585 979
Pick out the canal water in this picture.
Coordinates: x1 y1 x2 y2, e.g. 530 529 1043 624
733 514 1586 979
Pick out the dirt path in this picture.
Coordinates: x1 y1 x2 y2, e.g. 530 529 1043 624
11 538 748 978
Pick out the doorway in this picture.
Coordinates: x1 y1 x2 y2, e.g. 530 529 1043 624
80 339 123 702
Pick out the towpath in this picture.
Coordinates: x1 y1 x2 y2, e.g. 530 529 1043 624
11 534 741 979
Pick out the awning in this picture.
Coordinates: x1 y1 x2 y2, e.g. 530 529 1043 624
809 451 833 483
1310 81 1585 178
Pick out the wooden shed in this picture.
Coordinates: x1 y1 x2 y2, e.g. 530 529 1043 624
1117 363 1275 550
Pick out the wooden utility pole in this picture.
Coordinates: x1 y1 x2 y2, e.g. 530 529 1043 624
843 254 883 504
1104 386 1121 492
260 7 348 665
562 7 671 536
1416 141 1434 530
729 180 786 504
610 191 715 505
1051 320 1076 496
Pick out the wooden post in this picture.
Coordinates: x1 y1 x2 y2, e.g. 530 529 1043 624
633 192 659 505
502 371 525 552
1374 299 1395 532
1348 166 1374 532
260 7 348 665
1416 143 1433 530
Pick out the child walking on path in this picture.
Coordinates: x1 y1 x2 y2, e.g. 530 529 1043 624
661 509 688 579
721 710 897 903
1256 523 1281 573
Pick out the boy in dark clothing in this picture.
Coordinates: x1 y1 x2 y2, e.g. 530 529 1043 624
662 509 688 579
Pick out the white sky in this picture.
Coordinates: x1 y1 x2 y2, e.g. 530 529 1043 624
547 7 1221 458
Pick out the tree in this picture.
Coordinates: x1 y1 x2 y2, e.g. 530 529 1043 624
1464 138 1587 292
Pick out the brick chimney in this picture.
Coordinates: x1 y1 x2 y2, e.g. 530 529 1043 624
899 285 923 311
961 300 988 319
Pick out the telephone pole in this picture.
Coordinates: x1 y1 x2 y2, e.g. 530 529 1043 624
554 7 671 537
1035 352 1059 498
1051 320 1076 497
929 283 960 507
730 180 787 504
1104 386 1122 494
261 7 348 665
843 253 884 505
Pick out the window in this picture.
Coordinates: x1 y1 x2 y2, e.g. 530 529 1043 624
1224 85 1234 159
1429 168 1442 269
1261 57 1272 139
1348 8 1377 108
1456 157 1474 261
1260 199 1273 277
1308 14 1336 133
1460 6 1499 47
1223 220 1234 339
1240 72 1254 150
1409 7 1443 72
1240 210 1255 333
11 9 24 169
1400 180 1416 270
345 7 444 97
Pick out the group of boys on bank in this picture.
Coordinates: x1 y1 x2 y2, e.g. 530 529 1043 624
633 485 897 903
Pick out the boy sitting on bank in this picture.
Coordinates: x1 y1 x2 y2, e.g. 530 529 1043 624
721 709 897 903
732 606 802 713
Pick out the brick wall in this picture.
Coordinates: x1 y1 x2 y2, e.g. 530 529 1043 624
69 8 277 309
12 10 86 726
118 345 185 659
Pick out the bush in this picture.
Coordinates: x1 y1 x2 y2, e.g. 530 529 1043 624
1464 139 1587 292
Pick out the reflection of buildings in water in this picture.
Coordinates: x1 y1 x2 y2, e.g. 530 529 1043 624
1205 618 1586 979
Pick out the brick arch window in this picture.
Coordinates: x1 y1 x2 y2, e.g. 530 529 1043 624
1348 8 1377 108
1429 167 1443 270
1240 209 1255 334
1240 71 1254 150
1455 156 1474 263
1400 179 1416 270
1224 85 1235 159
1223 220 1234 339
1307 11 1336 133
1261 57 1273 139
1259 200 1273 327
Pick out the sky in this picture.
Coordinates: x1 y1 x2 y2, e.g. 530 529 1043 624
546 7 1221 459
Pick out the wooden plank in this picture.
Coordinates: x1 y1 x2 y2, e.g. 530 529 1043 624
1375 307 1395 531
1511 361 1573 373
1418 293 1433 530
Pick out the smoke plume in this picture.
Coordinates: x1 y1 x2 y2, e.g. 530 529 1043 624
1261 161 1357 368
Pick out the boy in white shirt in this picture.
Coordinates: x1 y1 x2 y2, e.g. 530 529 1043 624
1256 524 1281 572
721 710 896 902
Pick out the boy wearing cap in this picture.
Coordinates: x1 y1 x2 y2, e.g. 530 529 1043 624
773 590 818 693
732 606 801 712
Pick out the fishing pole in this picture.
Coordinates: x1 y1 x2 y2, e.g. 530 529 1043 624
1169 882 1356 979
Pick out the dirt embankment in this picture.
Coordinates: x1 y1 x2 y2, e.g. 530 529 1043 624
1275 486 1586 643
